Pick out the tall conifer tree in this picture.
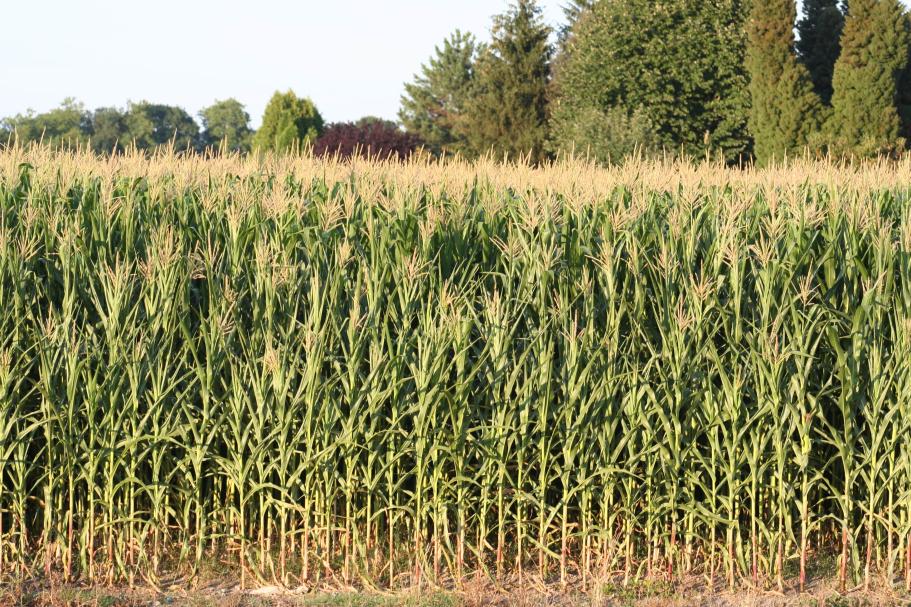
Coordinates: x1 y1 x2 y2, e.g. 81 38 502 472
898 16 911 140
458 0 552 163
829 0 910 156
747 0 824 163
399 31 479 156
797 0 845 104
558 0 595 42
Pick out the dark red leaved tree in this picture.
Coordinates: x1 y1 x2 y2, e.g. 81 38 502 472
313 118 424 160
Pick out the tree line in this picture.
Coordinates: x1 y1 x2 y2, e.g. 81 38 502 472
3 0 907 164
401 0 911 164
0 93 421 160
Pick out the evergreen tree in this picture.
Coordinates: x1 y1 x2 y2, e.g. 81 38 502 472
458 0 552 162
747 0 825 163
797 0 845 104
562 0 593 22
399 30 479 155
829 0 910 156
898 17 911 140
558 0 595 42
551 0 751 162
253 91 324 152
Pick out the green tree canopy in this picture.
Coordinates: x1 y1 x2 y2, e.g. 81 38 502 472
1 98 90 148
1 100 202 154
558 0 595 42
747 0 825 164
551 0 752 163
796 0 845 104
399 30 480 156
458 0 552 163
829 0 910 157
88 107 127 153
355 116 399 129
123 101 200 151
253 90 324 153
553 105 660 163
199 98 253 153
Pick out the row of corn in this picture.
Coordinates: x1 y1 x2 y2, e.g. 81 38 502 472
2 149 911 593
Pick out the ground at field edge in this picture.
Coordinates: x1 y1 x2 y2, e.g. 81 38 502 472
2 576 910 607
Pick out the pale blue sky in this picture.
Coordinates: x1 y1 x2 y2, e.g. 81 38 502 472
1 1 566 126
4 2 899 127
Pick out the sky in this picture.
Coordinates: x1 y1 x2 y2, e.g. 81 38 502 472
1 0 566 127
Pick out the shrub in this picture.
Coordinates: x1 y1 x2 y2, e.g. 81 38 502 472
550 104 659 164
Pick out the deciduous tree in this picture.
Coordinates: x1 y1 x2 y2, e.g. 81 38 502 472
199 99 253 153
551 0 752 163
1 98 90 148
123 101 200 151
314 119 423 160
88 107 127 153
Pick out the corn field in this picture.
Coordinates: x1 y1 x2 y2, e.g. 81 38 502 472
4 146 911 593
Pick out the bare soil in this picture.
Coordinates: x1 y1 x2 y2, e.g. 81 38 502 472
2 575 908 607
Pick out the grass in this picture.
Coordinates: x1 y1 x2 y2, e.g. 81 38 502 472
4 144 911 601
